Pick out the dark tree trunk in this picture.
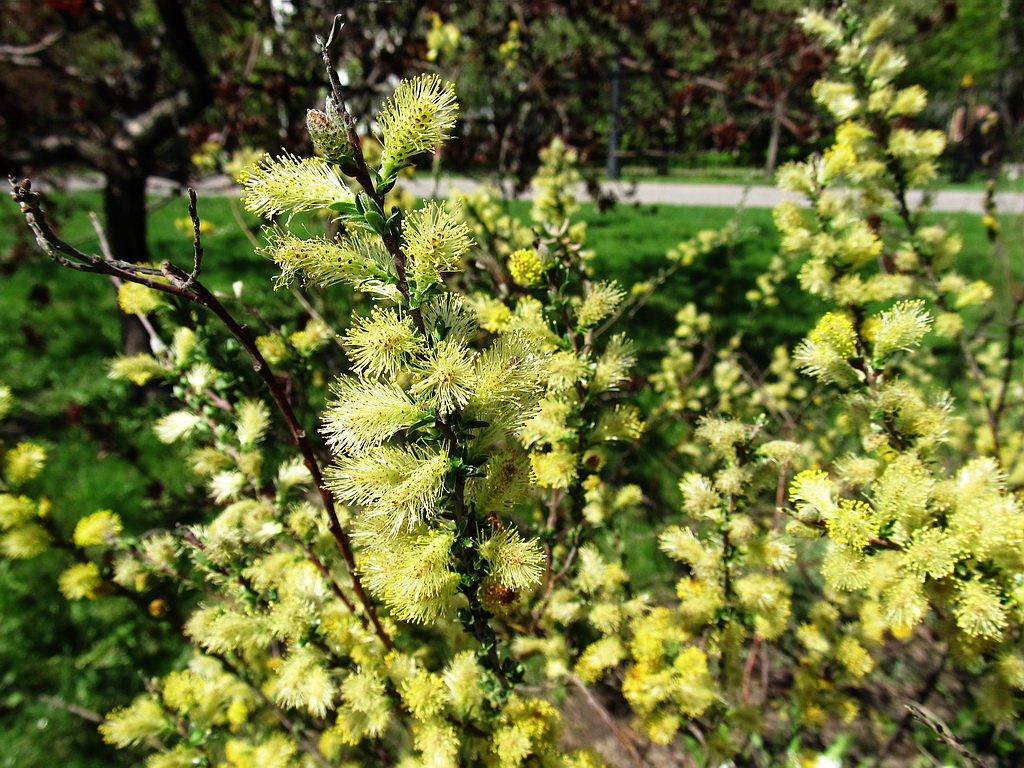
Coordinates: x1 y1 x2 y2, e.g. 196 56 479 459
1001 0 1024 130
104 165 151 354
103 166 150 265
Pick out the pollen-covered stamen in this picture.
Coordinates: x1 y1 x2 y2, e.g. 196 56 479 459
238 153 353 219
410 339 476 416
378 74 459 174
321 377 427 451
402 201 472 287
342 307 423 379
326 446 450 536
359 530 460 623
478 528 544 590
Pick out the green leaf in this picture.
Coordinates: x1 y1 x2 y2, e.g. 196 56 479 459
354 192 368 215
363 210 386 235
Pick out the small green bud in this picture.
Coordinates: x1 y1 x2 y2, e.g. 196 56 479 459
306 98 353 163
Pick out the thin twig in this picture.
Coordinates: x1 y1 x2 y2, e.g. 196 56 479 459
0 28 65 59
89 212 167 351
227 195 261 249
185 188 204 286
569 676 644 766
88 211 115 263
905 702 992 768
38 695 103 723
994 295 1024 421
288 286 346 351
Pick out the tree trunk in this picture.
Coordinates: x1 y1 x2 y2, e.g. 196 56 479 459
104 166 151 355
103 166 150 265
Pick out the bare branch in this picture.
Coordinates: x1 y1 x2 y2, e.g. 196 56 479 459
185 188 204 286
994 295 1024 421
10 177 162 277
569 676 643 766
316 29 357 142
87 212 115 263
5 134 104 167
114 89 193 152
0 28 64 60
38 695 103 724
89 211 167 352
906 703 992 768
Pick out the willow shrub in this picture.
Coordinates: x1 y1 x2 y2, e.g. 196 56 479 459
5 8 1024 768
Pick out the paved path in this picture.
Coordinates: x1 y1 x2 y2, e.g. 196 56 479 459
403 177 1024 214
51 173 1024 214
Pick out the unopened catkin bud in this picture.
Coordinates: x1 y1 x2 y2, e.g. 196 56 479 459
306 99 353 163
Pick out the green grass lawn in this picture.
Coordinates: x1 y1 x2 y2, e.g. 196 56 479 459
0 192 269 768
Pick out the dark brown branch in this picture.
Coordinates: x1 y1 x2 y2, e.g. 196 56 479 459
9 178 392 651
994 295 1024 421
301 543 359 616
185 188 204 286
171 275 390 641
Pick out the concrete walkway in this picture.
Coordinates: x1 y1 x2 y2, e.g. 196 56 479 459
50 173 1024 214
402 177 1024 215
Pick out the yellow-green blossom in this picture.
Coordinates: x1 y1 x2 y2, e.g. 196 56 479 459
378 74 458 174
508 248 546 286
73 510 123 547
239 153 353 218
58 561 103 600
4 443 45 486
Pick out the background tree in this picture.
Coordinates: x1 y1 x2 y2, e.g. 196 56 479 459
0 0 226 265
427 0 827 182
0 0 432 265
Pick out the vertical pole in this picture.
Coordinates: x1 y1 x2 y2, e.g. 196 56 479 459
765 96 783 177
608 39 622 180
